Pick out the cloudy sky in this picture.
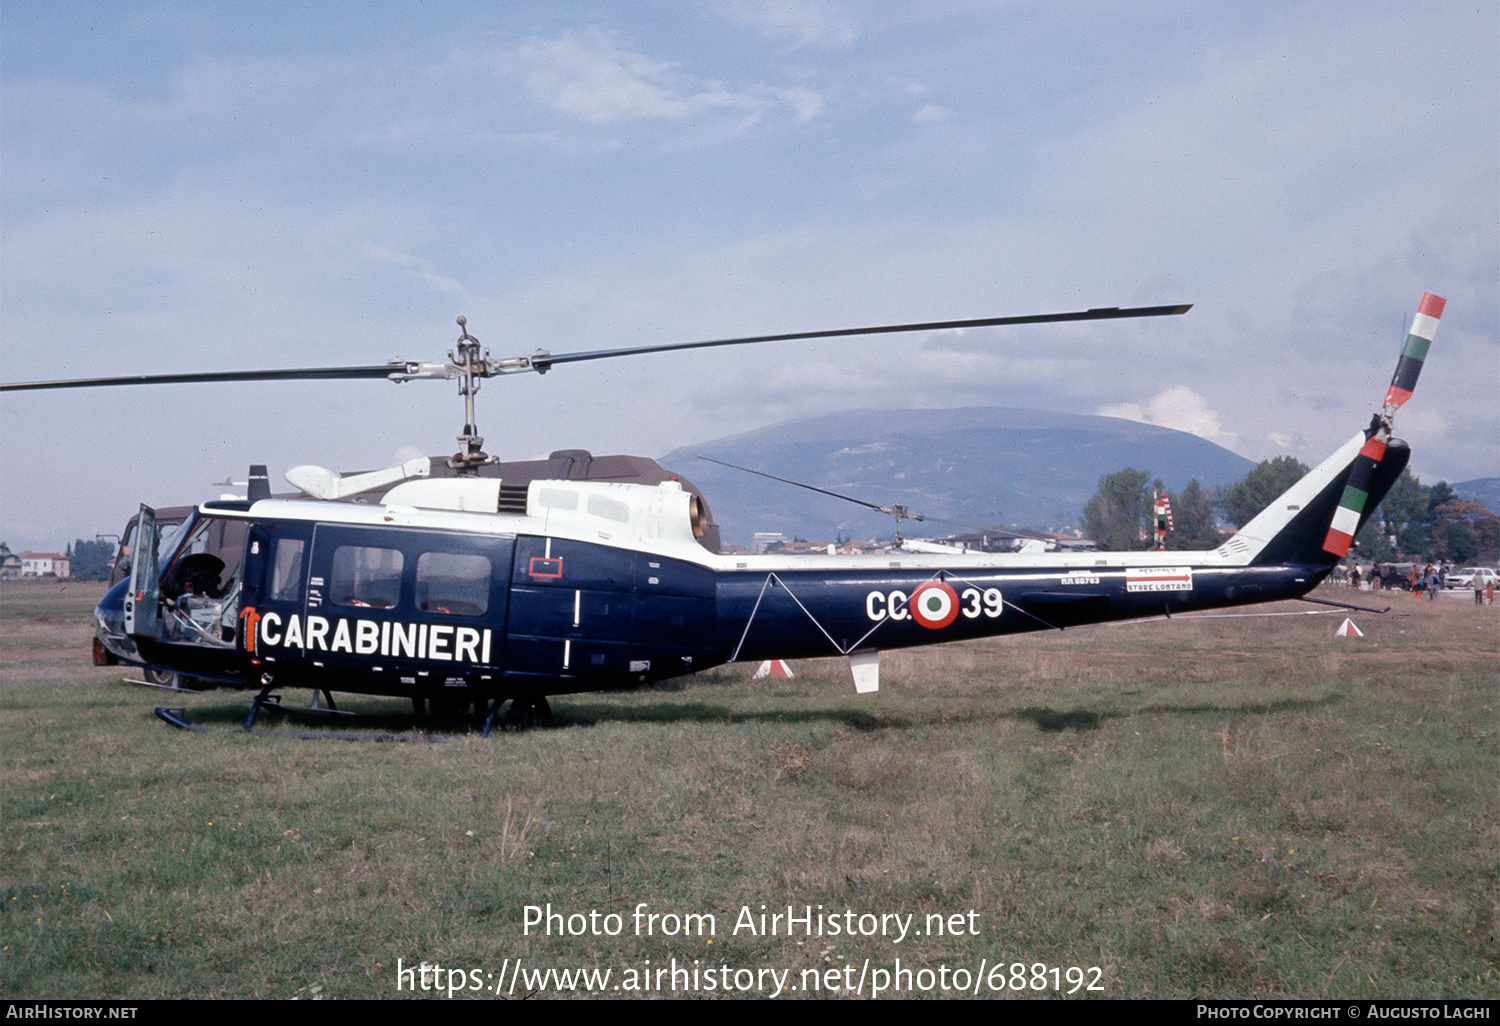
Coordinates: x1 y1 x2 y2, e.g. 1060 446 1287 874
2 1 1495 552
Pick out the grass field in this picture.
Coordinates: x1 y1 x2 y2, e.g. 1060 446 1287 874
2 579 1496 999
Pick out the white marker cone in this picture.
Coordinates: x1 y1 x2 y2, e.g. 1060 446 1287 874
753 659 795 679
1335 617 1364 638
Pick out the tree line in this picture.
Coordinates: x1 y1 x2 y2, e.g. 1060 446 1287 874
65 539 117 580
1081 460 1498 563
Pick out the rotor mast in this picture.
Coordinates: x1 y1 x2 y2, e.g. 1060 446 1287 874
449 315 493 472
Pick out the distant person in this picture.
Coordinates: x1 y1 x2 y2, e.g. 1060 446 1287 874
1350 566 1361 590
1477 578 1486 605
1371 566 1383 591
1487 580 1495 606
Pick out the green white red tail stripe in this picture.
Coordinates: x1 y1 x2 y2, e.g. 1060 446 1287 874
1324 481 1370 556
1382 292 1445 410
1323 291 1445 557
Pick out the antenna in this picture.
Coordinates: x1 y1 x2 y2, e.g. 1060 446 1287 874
696 455 927 546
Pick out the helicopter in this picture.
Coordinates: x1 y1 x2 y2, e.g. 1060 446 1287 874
0 294 1443 732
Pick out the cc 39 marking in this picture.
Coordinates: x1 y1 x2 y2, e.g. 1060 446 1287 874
866 586 1002 626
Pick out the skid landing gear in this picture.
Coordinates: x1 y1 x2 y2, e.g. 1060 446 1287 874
507 696 553 728
244 679 279 732
479 696 553 735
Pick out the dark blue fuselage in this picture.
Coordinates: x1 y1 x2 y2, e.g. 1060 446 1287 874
96 512 1327 702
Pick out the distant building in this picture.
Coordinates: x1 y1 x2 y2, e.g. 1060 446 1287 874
18 552 70 578
775 540 839 555
916 527 1101 553
939 528 1054 553
752 532 786 554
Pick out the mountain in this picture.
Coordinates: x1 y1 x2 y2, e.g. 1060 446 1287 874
1453 477 1500 516
661 407 1256 547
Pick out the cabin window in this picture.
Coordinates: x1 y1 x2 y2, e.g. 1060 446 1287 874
416 552 491 616
331 545 403 609
270 539 305 603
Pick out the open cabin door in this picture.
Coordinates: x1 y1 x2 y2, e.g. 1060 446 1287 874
124 505 161 640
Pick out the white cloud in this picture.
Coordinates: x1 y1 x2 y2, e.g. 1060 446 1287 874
718 1 859 50
912 103 949 123
364 245 472 299
505 27 824 128
1097 386 1238 448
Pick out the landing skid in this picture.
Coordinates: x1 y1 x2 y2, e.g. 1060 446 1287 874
152 705 455 742
125 676 356 717
135 674 553 737
480 696 553 736
154 707 209 732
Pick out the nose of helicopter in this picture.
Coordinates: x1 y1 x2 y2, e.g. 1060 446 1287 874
93 578 132 664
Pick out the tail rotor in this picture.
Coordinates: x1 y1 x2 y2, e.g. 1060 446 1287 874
1322 292 1445 558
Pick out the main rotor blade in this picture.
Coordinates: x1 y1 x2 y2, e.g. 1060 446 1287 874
1 302 1192 391
534 304 1192 371
0 364 405 392
696 455 920 519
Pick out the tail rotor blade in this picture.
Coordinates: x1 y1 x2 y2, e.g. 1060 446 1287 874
1323 437 1387 557
1383 292 1445 411
1323 291 1444 557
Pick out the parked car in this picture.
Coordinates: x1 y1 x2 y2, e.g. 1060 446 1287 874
1447 567 1499 590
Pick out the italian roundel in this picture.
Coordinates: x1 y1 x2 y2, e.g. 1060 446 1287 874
910 581 959 629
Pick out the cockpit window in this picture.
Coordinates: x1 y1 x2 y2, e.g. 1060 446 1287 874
160 515 246 599
157 517 194 563
331 545 403 609
111 514 189 584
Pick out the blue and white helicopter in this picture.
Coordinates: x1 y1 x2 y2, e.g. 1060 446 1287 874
0 295 1443 731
